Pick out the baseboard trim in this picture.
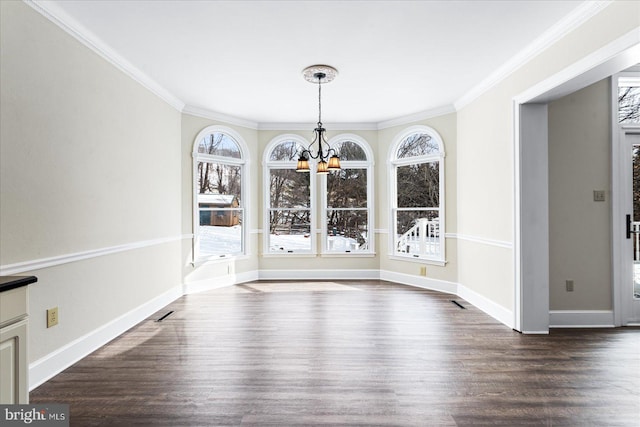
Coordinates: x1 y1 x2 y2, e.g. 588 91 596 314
379 270 458 294
457 284 515 329
379 271 515 329
549 310 615 328
258 269 380 281
29 285 183 391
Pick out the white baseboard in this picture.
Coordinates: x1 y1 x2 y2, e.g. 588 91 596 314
549 310 615 328
258 269 379 281
379 270 458 294
183 271 259 294
29 285 183 391
457 284 515 329
378 270 514 329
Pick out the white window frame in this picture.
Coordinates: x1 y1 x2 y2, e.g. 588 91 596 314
322 134 375 256
388 125 446 264
192 125 250 263
263 134 316 256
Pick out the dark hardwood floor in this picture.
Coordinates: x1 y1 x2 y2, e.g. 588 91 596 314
30 280 640 426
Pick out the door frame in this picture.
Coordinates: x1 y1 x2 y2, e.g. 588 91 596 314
513 37 640 333
612 117 640 326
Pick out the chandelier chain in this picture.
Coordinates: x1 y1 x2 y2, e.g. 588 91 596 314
317 77 322 126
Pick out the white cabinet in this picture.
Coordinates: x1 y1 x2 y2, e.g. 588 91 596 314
0 282 31 404
0 319 28 404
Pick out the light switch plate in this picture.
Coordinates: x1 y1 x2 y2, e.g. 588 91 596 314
566 280 574 292
593 190 605 202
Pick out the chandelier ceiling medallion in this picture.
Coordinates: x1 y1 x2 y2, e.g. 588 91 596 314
296 65 341 174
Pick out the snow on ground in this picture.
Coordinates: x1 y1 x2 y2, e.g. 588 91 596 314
269 233 312 252
199 225 242 255
200 226 640 298
199 225 367 254
635 263 640 298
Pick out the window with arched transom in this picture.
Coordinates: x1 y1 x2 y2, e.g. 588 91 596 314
192 126 248 261
389 126 445 263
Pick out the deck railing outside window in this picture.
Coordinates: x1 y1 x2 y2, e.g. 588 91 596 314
396 218 440 258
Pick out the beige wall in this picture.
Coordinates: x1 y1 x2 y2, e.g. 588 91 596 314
548 79 612 310
456 0 639 312
0 1 182 362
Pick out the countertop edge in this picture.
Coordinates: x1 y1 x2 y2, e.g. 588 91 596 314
0 276 38 293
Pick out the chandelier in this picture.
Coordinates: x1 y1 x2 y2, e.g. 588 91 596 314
296 65 341 174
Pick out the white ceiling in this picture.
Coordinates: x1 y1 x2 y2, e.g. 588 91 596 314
39 0 591 125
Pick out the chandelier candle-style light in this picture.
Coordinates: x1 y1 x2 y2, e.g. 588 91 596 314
296 65 341 174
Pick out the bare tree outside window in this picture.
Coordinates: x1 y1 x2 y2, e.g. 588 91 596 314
326 167 368 250
267 139 313 252
619 86 640 124
393 130 443 259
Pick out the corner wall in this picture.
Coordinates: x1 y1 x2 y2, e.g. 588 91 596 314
0 1 183 387
456 1 639 325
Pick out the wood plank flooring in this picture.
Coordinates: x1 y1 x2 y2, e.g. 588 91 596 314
30 280 640 426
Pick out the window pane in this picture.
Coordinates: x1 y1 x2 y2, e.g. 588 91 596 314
270 140 301 161
395 210 440 257
197 133 241 158
197 162 242 205
269 210 311 252
327 168 367 208
397 162 439 208
198 211 243 256
334 140 366 161
397 133 439 158
619 86 640 124
270 169 310 208
326 210 368 252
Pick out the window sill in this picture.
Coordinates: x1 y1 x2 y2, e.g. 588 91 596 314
261 252 317 258
320 252 376 258
387 254 447 266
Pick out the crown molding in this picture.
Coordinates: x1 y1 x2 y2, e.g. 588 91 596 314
24 0 615 130
183 105 380 131
376 105 457 130
24 0 185 112
258 122 378 131
182 105 259 130
454 0 613 110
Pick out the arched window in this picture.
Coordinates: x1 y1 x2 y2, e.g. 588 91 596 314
193 126 248 260
263 135 315 254
389 126 445 263
323 134 374 254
